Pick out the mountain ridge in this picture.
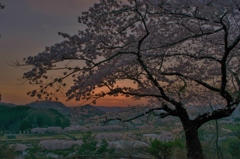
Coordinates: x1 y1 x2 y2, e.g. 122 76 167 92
1 101 240 118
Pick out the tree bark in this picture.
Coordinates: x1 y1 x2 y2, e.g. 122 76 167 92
184 126 205 159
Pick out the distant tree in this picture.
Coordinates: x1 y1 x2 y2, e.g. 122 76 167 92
117 140 149 158
20 120 32 131
228 138 240 158
227 127 240 158
0 132 4 139
25 143 48 159
0 143 16 159
19 0 240 159
39 139 82 150
77 131 115 156
148 139 183 159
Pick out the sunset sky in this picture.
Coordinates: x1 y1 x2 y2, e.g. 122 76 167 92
0 0 143 107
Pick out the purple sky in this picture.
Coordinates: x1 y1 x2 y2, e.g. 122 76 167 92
0 0 96 106
0 0 143 106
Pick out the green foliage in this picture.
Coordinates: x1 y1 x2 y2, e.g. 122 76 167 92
0 105 29 131
0 105 70 132
37 116 44 127
227 128 240 158
96 139 115 155
148 139 183 159
20 120 32 131
77 131 115 156
48 147 76 158
0 143 17 159
25 143 48 159
26 108 70 128
77 132 98 155
0 131 4 139
227 138 240 158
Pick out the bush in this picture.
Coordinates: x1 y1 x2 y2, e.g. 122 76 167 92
77 131 115 156
228 138 240 158
148 139 183 159
0 143 17 159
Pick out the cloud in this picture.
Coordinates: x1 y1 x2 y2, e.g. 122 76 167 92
25 0 97 17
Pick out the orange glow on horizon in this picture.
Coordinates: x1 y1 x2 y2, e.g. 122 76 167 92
0 85 147 107
0 77 147 107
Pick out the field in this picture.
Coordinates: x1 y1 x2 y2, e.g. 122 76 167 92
0 119 239 159
0 102 240 158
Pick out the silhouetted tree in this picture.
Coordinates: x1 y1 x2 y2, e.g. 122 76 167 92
18 1 240 158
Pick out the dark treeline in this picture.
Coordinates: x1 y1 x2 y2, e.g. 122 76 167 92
0 105 70 132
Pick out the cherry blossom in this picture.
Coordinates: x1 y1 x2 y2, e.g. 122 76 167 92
19 0 240 158
39 139 82 150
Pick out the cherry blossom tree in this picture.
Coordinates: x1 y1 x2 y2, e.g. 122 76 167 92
64 125 89 132
39 139 82 150
19 0 240 158
95 132 124 141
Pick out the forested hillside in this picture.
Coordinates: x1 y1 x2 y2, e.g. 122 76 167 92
0 105 70 132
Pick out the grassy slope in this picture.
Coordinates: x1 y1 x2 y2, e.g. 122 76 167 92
0 105 70 132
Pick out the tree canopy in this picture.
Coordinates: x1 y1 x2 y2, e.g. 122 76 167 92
19 0 240 159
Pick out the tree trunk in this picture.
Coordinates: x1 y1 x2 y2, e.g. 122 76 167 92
184 127 205 159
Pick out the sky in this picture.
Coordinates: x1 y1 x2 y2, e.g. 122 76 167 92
0 0 143 107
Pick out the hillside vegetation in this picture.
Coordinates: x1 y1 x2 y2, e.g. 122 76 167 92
0 105 70 132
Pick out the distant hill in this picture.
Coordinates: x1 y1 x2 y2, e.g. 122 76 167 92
71 105 106 119
26 100 71 115
25 101 128 124
0 102 19 107
25 101 119 117
1 101 124 114
0 104 70 132
96 106 122 112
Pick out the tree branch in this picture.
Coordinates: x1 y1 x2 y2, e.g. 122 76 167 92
194 104 237 128
142 27 223 51
102 103 178 123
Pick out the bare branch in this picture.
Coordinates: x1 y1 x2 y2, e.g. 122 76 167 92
103 103 178 123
